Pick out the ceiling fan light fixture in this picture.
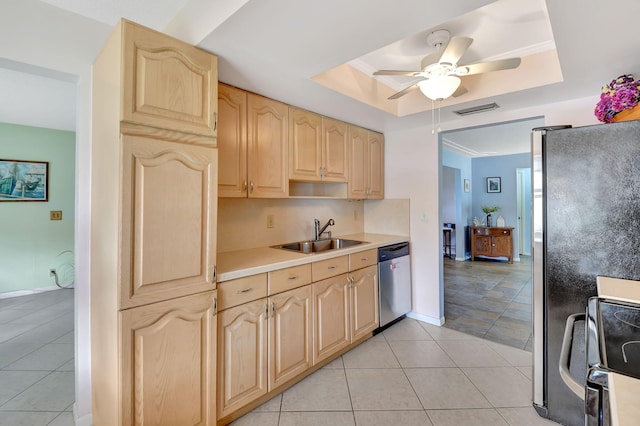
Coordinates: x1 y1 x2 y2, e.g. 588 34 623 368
418 75 461 100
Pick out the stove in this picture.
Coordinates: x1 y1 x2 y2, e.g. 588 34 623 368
585 297 640 425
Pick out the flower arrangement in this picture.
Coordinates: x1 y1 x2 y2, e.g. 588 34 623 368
594 74 640 123
481 206 500 214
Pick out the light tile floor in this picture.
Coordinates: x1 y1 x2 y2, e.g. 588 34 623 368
0 289 74 426
235 318 559 426
0 287 553 426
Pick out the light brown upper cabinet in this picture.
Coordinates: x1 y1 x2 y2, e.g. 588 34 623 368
289 108 349 182
218 83 289 198
122 19 217 137
348 125 384 199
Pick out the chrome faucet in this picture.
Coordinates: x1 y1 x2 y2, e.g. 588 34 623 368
314 218 335 241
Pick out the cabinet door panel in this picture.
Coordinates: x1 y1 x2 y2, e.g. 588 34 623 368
120 291 216 426
217 299 268 418
289 107 322 181
322 117 349 182
350 265 379 341
218 84 247 197
474 235 492 256
121 135 217 309
269 285 312 389
122 21 217 137
348 125 368 199
247 94 288 198
367 131 384 199
313 274 350 364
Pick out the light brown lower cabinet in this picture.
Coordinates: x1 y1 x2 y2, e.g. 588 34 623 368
217 285 312 419
313 264 379 364
119 290 217 426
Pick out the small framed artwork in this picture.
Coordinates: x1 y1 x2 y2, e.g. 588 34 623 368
486 177 501 193
0 159 49 201
463 179 470 193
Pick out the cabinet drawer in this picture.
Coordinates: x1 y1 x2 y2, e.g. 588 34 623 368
473 227 490 236
312 256 349 282
268 264 312 295
218 273 267 310
349 249 377 270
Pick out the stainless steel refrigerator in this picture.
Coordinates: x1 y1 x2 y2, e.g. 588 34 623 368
531 121 640 425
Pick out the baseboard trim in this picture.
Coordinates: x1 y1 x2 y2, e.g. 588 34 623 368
406 311 444 326
74 404 92 426
0 285 63 299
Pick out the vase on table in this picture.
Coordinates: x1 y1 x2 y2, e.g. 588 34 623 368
486 214 492 227
612 103 640 122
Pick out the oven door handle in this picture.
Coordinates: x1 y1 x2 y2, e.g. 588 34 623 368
559 312 586 401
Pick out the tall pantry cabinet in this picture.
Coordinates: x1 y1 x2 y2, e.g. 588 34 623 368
91 20 219 425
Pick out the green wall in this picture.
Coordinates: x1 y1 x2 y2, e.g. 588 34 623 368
0 122 75 293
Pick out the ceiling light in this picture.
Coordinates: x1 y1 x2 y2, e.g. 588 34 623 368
417 76 461 101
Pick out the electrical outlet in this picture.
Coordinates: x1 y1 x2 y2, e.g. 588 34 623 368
267 214 274 228
50 210 62 220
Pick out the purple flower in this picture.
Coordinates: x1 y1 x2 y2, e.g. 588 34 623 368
594 74 640 123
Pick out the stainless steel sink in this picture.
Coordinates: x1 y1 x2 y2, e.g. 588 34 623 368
273 238 367 254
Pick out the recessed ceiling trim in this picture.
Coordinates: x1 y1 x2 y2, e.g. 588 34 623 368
453 102 500 116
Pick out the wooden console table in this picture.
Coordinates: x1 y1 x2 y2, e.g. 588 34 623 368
470 226 514 264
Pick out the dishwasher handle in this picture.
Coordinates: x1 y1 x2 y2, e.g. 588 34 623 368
559 312 586 401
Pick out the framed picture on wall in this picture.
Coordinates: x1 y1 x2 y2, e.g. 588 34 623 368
0 159 49 201
464 179 470 192
486 177 501 193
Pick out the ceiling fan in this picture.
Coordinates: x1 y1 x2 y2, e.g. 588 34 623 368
373 30 522 101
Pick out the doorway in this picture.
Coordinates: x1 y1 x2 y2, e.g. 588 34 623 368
440 117 542 350
0 63 78 423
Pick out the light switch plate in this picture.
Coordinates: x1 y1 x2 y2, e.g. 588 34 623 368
50 210 62 220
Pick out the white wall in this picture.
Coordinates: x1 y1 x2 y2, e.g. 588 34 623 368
384 96 600 325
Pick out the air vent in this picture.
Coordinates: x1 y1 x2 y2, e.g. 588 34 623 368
453 103 500 116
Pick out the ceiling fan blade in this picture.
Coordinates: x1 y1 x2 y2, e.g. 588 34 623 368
462 57 521 76
452 84 468 98
439 36 473 65
373 70 421 76
388 84 420 100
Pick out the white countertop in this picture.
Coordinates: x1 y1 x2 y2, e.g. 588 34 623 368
217 233 409 282
609 372 640 426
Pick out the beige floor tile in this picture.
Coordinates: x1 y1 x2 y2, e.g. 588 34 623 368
346 368 422 411
419 322 481 341
498 407 559 425
5 343 73 371
381 318 433 341
389 340 455 368
405 368 491 409
0 342 42 369
343 338 400 368
427 408 509 426
0 371 74 411
0 411 60 426
47 412 75 426
281 368 352 411
279 411 355 426
230 411 279 426
437 340 510 367
0 370 50 405
485 341 533 367
322 356 344 369
463 367 532 407
252 394 281 412
516 365 533 380
354 410 433 425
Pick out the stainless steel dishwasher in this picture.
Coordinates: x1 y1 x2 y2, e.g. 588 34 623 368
377 242 412 330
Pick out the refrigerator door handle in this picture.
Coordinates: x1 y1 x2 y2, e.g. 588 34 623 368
559 312 586 401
